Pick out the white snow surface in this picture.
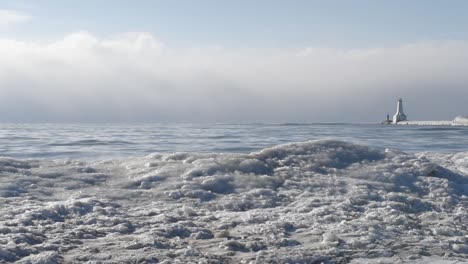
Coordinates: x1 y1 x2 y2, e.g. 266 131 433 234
454 116 468 125
397 116 468 126
1 139 468 263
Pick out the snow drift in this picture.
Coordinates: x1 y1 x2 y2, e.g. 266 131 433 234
0 139 467 263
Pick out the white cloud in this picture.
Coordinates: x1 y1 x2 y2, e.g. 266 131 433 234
0 9 32 27
0 31 467 122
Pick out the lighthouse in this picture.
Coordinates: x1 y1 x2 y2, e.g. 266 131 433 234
392 98 407 124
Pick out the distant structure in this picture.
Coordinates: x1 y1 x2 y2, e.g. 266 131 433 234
392 98 407 124
381 113 392 124
381 98 408 124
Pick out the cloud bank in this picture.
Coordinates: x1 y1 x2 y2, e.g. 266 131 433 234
0 9 31 27
0 31 468 122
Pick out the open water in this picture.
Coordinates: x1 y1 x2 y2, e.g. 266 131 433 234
1 123 468 160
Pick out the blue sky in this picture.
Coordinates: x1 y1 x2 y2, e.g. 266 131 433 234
4 0 468 47
0 1 468 122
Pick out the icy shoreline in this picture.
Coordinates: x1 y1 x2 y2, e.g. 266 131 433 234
1 140 468 263
396 116 468 126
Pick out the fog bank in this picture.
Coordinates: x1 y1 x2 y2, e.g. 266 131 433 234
1 32 467 122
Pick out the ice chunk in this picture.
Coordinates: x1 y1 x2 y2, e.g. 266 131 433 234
451 243 468 253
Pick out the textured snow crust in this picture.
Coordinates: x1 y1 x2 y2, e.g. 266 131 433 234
1 139 468 263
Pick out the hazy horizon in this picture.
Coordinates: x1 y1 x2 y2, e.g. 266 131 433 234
1 1 468 123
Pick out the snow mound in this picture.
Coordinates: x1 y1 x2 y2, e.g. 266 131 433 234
1 139 468 263
454 116 468 125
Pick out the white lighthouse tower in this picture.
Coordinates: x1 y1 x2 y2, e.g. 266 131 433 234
392 98 407 124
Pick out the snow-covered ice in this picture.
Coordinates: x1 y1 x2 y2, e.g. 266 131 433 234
455 117 468 125
1 139 468 263
397 116 468 126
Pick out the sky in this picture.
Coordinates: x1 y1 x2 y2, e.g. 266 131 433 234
0 0 468 123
